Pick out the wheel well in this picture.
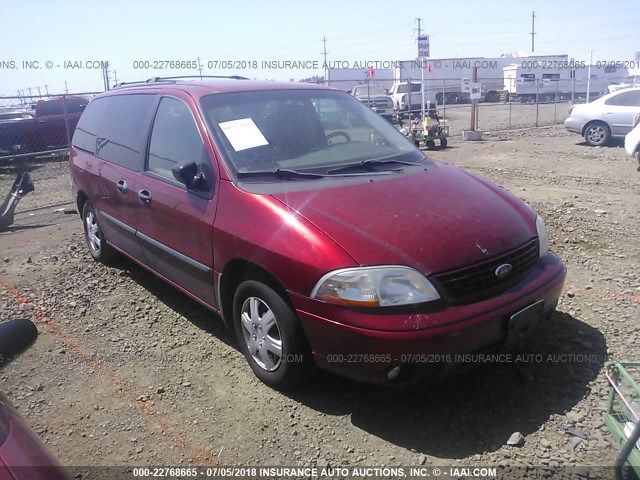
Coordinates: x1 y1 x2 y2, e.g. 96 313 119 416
76 191 88 215
582 120 610 137
219 259 292 331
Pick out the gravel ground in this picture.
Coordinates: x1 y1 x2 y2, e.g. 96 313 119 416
0 125 639 478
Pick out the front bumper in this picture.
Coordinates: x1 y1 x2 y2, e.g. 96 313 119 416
373 107 394 117
362 104 393 117
290 252 566 384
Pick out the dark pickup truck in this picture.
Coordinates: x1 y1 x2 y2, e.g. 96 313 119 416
0 96 88 156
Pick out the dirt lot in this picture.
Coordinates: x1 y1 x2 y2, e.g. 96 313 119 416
0 125 639 476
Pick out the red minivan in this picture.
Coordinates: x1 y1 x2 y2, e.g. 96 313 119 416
69 77 566 388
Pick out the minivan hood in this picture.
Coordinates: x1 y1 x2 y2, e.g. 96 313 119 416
271 164 537 274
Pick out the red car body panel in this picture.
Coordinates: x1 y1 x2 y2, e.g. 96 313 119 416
270 164 535 275
212 179 358 297
0 394 68 480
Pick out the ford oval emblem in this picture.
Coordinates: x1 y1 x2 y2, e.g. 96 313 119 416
495 263 512 279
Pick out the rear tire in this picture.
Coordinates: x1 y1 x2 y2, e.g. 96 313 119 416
82 202 118 263
440 137 448 148
584 122 611 146
233 279 314 389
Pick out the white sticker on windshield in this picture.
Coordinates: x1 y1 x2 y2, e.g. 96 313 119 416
218 118 269 151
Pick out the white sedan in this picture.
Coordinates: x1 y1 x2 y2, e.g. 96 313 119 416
564 87 640 146
624 112 640 171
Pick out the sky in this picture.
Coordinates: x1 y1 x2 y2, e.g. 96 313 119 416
1 0 639 97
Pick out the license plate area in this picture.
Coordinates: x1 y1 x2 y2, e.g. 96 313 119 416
505 300 545 345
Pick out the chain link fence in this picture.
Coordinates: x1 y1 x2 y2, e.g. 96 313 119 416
0 93 100 161
307 76 608 135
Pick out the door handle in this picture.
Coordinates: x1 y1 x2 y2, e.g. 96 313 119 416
138 189 152 205
116 180 128 193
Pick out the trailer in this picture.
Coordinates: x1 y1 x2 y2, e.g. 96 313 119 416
503 63 630 102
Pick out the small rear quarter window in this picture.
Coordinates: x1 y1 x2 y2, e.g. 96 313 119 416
72 97 109 154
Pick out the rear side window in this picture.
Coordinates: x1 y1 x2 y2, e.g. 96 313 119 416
605 90 640 106
40 100 63 116
148 97 204 179
72 97 109 154
96 94 157 170
64 97 88 114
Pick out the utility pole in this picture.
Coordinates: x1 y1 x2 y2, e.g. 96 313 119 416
531 11 536 52
586 49 593 103
197 57 203 79
64 81 69 94
321 37 329 85
44 84 49 95
416 18 425 121
113 71 119 84
101 62 110 91
414 17 422 36
37 86 42 97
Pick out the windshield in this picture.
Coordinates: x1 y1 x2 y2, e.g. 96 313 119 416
200 89 424 176
396 83 422 94
353 85 387 97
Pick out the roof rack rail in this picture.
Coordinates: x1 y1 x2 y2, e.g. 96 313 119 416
113 75 249 89
150 75 250 81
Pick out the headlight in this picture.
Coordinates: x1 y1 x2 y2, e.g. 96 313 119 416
536 215 550 258
310 266 441 307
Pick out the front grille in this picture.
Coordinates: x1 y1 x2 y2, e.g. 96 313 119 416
430 239 540 305
360 98 392 108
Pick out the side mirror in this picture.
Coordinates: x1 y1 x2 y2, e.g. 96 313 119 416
172 161 207 190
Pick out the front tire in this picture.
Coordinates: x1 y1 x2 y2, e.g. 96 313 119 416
82 202 117 263
584 122 611 146
233 279 313 389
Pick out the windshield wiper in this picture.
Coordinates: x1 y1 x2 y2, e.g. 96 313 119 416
236 168 328 180
327 158 421 175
